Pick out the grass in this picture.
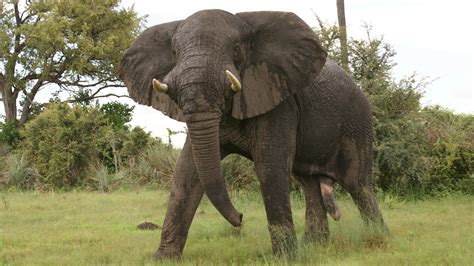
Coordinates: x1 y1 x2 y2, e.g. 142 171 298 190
0 189 473 265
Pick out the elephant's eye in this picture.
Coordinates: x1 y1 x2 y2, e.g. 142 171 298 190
233 45 244 67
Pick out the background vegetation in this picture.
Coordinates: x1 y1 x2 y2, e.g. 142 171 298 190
0 2 472 198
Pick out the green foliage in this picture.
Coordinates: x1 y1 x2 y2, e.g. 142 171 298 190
222 154 258 191
88 164 126 192
0 120 20 148
1 0 141 79
100 101 134 131
3 154 39 189
128 141 179 187
0 0 143 123
122 126 151 160
97 102 135 172
19 103 111 188
419 107 474 195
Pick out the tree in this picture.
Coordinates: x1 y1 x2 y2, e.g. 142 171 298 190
99 101 134 172
0 0 142 125
100 101 134 132
337 0 349 72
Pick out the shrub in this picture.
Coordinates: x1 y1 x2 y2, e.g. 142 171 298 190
222 154 258 191
0 120 21 148
3 154 39 189
88 164 126 192
19 103 111 189
128 140 179 187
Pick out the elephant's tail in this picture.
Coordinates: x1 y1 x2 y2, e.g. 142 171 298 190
320 177 341 221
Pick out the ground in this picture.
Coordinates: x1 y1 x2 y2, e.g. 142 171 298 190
0 189 472 265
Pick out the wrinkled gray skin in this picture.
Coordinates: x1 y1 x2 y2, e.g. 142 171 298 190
119 10 387 259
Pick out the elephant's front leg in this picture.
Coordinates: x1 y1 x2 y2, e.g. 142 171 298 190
253 104 298 257
154 137 203 260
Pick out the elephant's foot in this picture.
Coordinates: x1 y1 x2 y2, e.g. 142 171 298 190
269 225 298 259
152 249 181 261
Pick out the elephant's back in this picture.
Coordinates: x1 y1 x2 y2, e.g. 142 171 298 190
293 59 372 173
298 58 371 131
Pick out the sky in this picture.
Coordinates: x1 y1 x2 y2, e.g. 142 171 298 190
2 0 473 148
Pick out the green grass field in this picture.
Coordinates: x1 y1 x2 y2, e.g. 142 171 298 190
1 189 473 265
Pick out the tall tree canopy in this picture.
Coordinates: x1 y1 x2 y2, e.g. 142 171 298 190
0 0 142 125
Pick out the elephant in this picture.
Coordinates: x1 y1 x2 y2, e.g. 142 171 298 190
119 9 388 259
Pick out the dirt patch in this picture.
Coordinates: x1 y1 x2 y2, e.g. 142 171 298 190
137 222 161 231
363 235 389 249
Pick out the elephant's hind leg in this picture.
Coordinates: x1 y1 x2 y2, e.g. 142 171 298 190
348 185 388 233
295 175 330 244
338 138 388 234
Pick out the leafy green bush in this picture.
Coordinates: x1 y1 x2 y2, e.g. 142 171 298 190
419 107 473 195
0 121 21 148
19 103 111 189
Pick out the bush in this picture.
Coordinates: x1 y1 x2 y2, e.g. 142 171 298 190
0 120 21 148
88 164 126 192
222 154 258 191
3 154 39 189
127 140 179 187
19 103 111 189
419 107 473 195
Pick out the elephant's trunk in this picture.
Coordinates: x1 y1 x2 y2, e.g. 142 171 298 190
186 114 242 227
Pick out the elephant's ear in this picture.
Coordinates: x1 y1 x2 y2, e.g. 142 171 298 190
119 21 185 122
232 12 327 119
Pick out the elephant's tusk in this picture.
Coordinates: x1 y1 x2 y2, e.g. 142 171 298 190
152 79 168 93
225 70 241 92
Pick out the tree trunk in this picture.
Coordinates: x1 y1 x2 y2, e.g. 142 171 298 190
0 73 17 122
337 0 349 72
0 73 4 102
111 140 121 174
17 78 45 126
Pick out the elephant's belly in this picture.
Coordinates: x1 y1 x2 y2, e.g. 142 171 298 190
293 125 340 177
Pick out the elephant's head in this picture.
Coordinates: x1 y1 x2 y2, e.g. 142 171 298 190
119 10 326 227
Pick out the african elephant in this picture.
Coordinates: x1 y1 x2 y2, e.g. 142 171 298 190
119 9 387 259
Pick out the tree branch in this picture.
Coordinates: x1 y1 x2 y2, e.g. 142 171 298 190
0 73 5 92
14 3 22 26
89 84 126 97
66 93 131 103
53 79 121 88
19 78 44 125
